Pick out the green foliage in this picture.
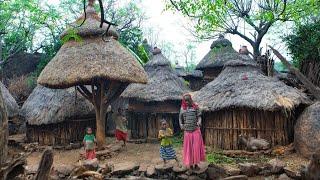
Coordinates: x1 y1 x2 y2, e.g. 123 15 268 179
172 132 183 148
284 20 320 68
61 29 82 44
0 0 63 62
206 151 270 165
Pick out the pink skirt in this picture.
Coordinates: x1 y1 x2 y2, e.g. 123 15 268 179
183 128 206 166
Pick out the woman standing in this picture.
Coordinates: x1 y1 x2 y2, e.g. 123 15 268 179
179 93 206 170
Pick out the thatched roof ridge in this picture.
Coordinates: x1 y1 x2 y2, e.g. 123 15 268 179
193 60 311 112
0 82 19 118
196 36 251 70
37 1 147 89
22 85 94 125
145 48 171 67
175 62 187 77
121 52 190 102
186 70 203 78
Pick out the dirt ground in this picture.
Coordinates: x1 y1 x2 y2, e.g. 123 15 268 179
25 138 183 172
24 136 309 177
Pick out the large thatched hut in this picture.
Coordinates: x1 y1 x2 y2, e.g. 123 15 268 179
0 82 20 134
294 102 320 158
37 0 147 147
22 85 95 145
121 48 190 140
193 59 310 150
195 35 249 86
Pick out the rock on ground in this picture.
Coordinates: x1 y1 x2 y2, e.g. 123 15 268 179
207 164 227 179
294 102 320 158
278 173 293 180
146 165 156 177
223 175 248 180
112 162 139 176
239 163 260 177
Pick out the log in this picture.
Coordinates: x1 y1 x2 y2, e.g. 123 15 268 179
34 149 54 180
0 154 27 180
269 46 320 100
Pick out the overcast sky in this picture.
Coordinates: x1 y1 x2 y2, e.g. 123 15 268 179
48 0 291 66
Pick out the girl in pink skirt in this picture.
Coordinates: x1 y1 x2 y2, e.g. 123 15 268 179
179 93 206 170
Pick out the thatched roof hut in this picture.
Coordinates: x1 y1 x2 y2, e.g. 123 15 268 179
122 48 190 102
37 0 147 147
121 48 190 140
193 60 310 150
37 4 147 88
0 82 19 119
23 85 95 145
295 101 320 158
195 35 252 85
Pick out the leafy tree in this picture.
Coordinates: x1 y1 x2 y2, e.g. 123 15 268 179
0 0 63 63
166 0 320 58
284 20 320 86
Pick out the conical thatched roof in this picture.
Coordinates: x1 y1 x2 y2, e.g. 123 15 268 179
0 82 19 118
175 62 187 77
121 49 190 102
37 1 147 89
295 101 320 158
193 60 310 112
22 85 94 125
196 35 250 70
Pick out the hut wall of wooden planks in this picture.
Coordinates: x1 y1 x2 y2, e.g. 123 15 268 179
127 100 181 140
26 116 95 145
203 108 296 150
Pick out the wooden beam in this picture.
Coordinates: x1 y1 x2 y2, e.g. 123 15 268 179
35 149 53 180
269 46 320 100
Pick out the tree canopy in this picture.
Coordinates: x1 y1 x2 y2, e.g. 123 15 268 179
166 0 320 57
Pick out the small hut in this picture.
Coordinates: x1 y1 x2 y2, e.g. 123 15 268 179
193 59 310 150
174 61 187 78
121 48 190 140
184 70 204 91
195 35 249 86
22 85 95 145
0 82 20 134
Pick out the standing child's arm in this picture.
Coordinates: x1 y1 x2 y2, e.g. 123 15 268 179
158 130 165 140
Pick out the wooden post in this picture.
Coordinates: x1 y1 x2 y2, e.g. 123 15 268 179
76 80 128 149
35 149 53 180
0 84 8 166
269 46 320 100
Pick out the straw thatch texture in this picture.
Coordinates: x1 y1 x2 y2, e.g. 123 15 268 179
121 52 190 102
193 60 310 112
196 36 249 70
22 85 94 125
37 4 147 89
175 64 187 77
0 82 19 118
295 101 320 158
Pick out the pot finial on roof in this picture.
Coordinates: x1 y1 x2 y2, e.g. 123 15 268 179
152 47 162 55
239 46 249 55
88 0 95 6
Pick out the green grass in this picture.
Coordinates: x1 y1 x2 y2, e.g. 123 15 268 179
172 132 183 148
206 151 270 165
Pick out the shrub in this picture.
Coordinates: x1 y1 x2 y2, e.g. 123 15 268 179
7 75 36 105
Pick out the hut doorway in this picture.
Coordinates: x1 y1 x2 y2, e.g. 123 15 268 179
203 109 295 150
128 112 180 141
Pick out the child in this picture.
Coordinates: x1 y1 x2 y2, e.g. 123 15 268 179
113 108 128 146
158 120 179 166
83 127 96 160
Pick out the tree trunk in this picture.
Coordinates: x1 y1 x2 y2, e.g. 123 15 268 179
270 46 320 100
252 43 261 60
0 83 8 166
95 105 107 150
